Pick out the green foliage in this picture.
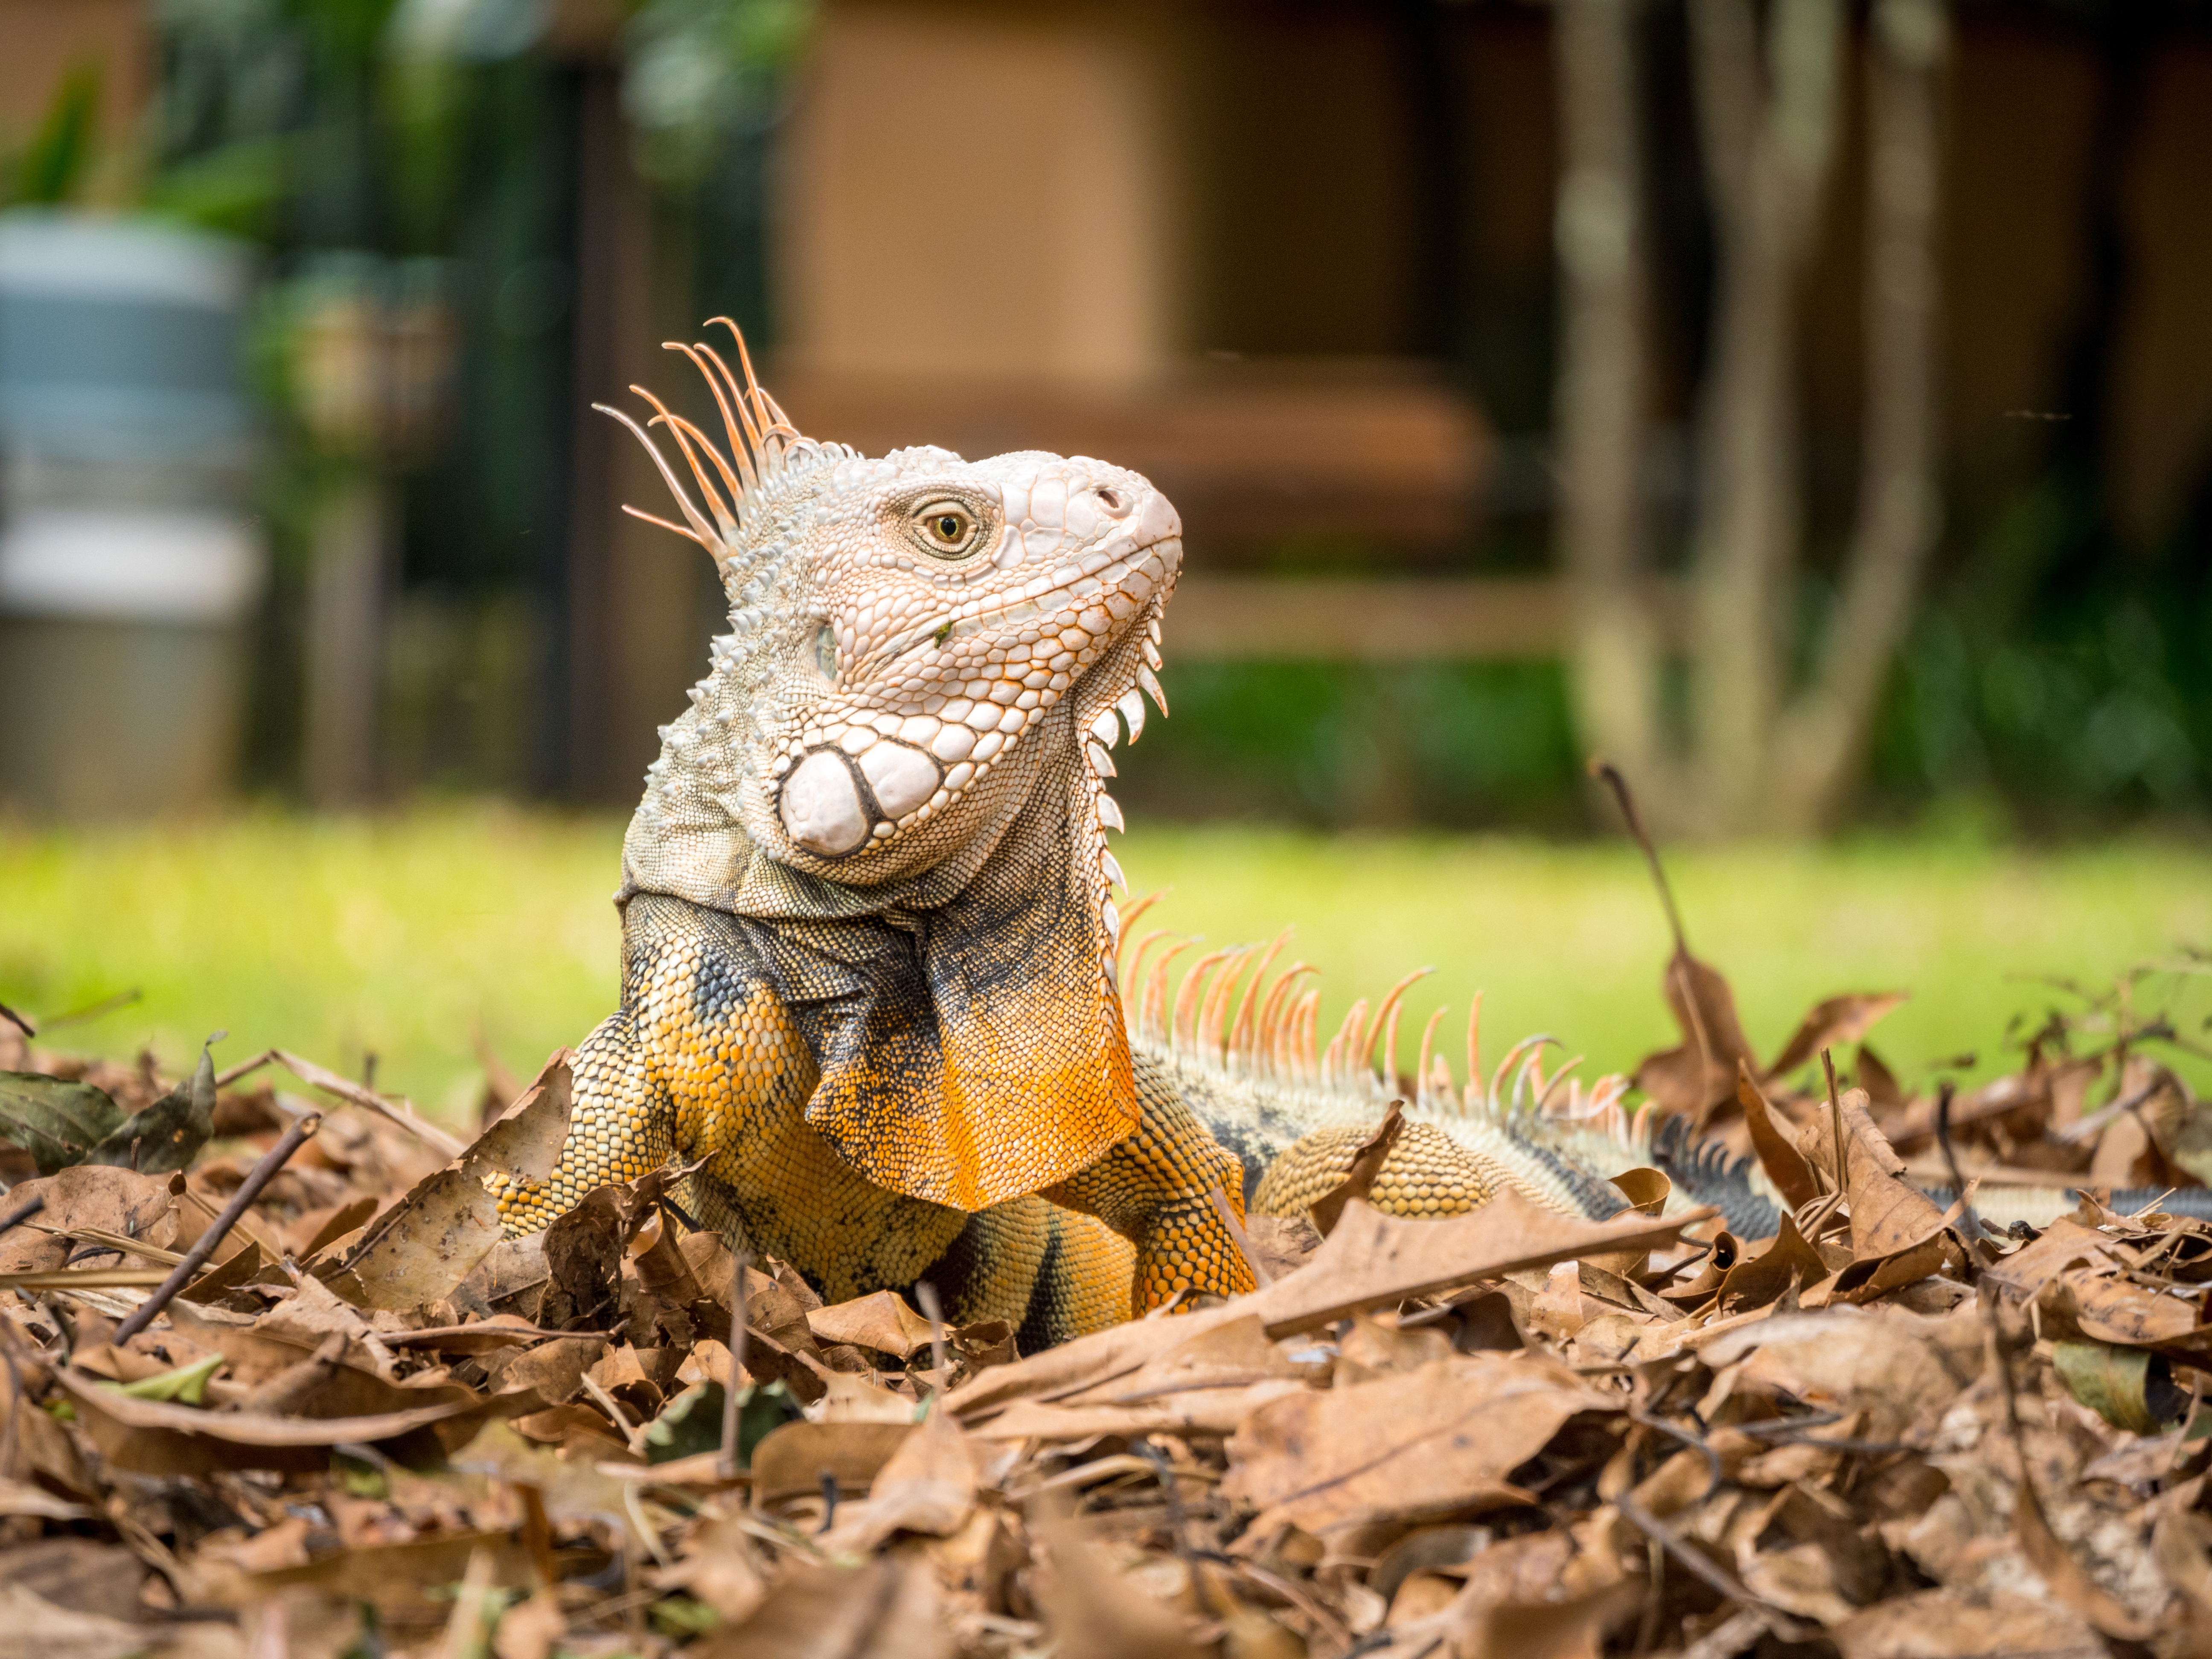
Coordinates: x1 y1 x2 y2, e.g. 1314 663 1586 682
6 63 101 207
0 1037 219 1176
1129 661 1582 830
141 135 289 237
623 0 817 184
0 1073 124 1176
644 1378 796 1465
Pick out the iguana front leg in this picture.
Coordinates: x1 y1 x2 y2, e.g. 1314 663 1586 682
495 895 970 1299
495 894 1147 1338
1043 1066 1257 1311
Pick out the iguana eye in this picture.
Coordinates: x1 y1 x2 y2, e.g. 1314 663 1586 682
911 501 980 558
815 624 838 682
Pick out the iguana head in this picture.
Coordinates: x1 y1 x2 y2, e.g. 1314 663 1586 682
609 323 1178 903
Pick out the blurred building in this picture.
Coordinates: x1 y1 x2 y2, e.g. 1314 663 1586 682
2 0 2209 820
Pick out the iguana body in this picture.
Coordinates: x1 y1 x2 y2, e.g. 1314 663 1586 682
492 328 1255 1338
494 327 2162 1349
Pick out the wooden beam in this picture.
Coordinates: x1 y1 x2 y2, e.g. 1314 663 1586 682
1163 575 1686 663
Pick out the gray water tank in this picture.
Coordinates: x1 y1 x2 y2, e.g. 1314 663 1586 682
0 211 262 818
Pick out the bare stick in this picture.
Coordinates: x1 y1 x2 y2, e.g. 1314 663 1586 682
0 1195 45 1238
1821 1048 1847 1201
915 1281 948 1387
1590 759 1690 956
214 1049 278 1089
273 1049 465 1158
0 1000 33 1038
720 1249 751 1480
1208 1184 1274 1288
113 1113 322 1343
1933 1081 1983 1278
37 988 142 1033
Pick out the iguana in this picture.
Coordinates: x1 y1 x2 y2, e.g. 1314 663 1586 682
489 326 2194 1351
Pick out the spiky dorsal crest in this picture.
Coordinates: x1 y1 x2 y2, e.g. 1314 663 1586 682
1115 896 1631 1120
596 319 816 563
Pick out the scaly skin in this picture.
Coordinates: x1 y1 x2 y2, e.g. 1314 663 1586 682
500 327 1254 1325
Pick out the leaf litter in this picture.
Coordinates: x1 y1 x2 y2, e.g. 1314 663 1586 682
8 883 2212 1657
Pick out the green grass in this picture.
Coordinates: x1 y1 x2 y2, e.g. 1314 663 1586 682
3 805 2209 1121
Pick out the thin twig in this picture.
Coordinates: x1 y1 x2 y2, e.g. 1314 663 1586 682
112 1112 322 1343
1822 1048 1848 1201
272 1049 465 1158
1207 1184 1272 1288
720 1248 751 1480
36 988 142 1033
1615 1493 1805 1640
0 1195 45 1238
213 1049 279 1089
1933 1081 1983 1281
1627 1406 1725 1502
915 1280 949 1387
1590 759 1690 956
0 1000 34 1038
582 1373 645 1452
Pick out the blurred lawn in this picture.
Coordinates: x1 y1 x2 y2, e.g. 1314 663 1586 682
3 804 2209 1121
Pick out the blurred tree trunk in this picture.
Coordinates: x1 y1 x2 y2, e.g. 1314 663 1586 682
1769 0 1950 829
1555 0 1947 835
1685 0 1841 832
1554 0 1674 822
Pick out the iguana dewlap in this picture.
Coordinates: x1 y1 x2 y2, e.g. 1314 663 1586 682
492 326 1254 1327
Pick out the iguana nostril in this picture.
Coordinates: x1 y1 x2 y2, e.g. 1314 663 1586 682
780 749 869 855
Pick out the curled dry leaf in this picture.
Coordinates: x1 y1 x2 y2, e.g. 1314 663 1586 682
1223 1353 1610 1537
805 1288 937 1359
331 1051 575 1310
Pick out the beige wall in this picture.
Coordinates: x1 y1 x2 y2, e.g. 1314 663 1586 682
779 0 1180 385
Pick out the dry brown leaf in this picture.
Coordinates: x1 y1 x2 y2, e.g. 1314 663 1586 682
815 1370 922 1423
1711 1212 1834 1311
1222 1353 1608 1536
0 1583 163 1659
490 1590 565 1659
1738 1062 1821 1209
652 1512 771 1622
1634 950 1759 1122
1979 1218 2116 1300
972 1381 1310 1442
806 1288 937 1359
2013 1473 2155 1641
1 1538 146 1624
1245 1189 1714 1336
1704 1307 1981 1440
749 1419 912 1507
1798 1089 1957 1262
1832 1590 2102 1659
331 1053 574 1310
1310 1099 1405 1236
1454 1579 1640 1659
1030 1517 1210 1659
51 1363 502 1476
692 1554 952 1659
2038 1269 2203 1350
0 1164 179 1277
825 1403 977 1551
242 1532 537 1628
1768 992 1909 1082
